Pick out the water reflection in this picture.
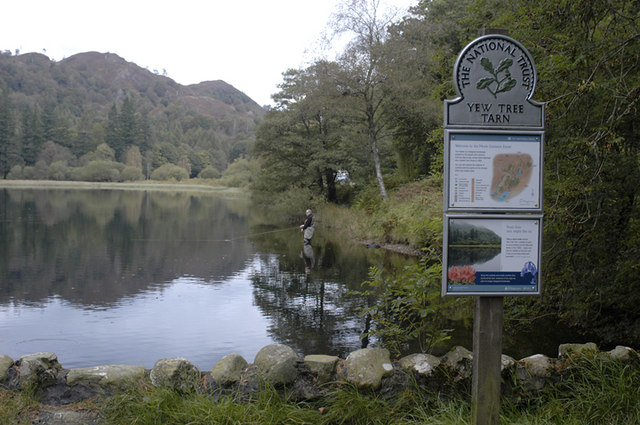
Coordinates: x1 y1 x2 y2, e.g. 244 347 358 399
1 187 587 368
0 188 253 306
301 244 315 274
0 187 410 367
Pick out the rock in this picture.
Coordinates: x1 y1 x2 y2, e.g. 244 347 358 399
501 354 516 373
0 354 14 382
254 344 300 386
210 353 248 386
517 354 554 390
558 342 599 358
399 353 441 376
150 357 200 392
379 362 412 399
343 348 393 390
441 346 473 379
605 345 640 363
285 362 321 401
304 354 339 384
28 407 103 425
17 352 62 389
66 365 146 389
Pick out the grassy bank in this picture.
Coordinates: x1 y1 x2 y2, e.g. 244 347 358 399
320 176 443 254
0 179 247 195
2 354 638 424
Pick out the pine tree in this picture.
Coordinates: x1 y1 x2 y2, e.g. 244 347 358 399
0 91 18 177
20 105 45 165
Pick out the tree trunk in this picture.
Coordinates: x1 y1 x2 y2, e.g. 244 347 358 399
325 168 337 202
370 134 388 199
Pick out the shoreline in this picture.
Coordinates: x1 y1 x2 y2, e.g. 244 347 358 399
359 239 424 257
0 179 246 195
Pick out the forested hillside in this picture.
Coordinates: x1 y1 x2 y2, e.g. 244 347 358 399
252 0 640 348
0 51 265 181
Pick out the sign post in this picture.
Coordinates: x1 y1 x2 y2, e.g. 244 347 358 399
442 32 543 425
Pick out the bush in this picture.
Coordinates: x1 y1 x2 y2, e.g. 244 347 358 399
355 250 457 356
198 166 221 179
6 165 23 180
121 166 144 182
68 167 84 181
47 161 70 181
80 160 124 182
23 161 48 180
218 158 255 188
167 166 189 181
150 163 174 180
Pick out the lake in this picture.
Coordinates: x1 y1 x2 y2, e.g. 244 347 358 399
0 186 589 370
0 186 416 369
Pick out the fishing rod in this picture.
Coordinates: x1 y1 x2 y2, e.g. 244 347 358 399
131 226 301 243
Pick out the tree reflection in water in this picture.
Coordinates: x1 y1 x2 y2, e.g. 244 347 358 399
247 223 414 358
0 187 414 365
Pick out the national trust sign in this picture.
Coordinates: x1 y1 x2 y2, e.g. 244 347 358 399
445 34 543 129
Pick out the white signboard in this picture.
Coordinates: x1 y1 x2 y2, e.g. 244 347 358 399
442 214 542 296
446 131 542 212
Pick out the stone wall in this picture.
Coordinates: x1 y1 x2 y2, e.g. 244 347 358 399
1 343 638 406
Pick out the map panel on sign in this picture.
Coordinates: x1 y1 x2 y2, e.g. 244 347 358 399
447 132 542 211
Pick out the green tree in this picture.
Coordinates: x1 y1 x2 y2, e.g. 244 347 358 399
105 97 145 162
410 0 640 345
0 90 18 177
502 0 640 344
20 105 45 165
124 145 143 169
254 61 351 203
327 0 405 199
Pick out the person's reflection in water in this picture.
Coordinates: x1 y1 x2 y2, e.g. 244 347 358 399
301 243 315 274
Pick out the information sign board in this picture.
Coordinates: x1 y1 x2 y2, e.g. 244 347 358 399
442 214 541 296
445 131 543 212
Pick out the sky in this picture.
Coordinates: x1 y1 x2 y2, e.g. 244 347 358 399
1 0 416 106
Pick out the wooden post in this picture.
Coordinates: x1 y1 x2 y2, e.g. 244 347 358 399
471 296 503 425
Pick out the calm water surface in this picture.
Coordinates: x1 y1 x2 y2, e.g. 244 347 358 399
0 187 411 369
0 187 589 369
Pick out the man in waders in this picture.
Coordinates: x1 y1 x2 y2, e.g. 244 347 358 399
300 209 315 245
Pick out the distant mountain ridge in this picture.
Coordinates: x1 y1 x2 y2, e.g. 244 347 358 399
0 50 266 178
0 51 264 118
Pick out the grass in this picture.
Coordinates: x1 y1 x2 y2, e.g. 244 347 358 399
0 179 247 194
2 354 637 424
0 389 40 425
321 176 443 251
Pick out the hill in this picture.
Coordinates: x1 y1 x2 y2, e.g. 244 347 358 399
0 50 266 179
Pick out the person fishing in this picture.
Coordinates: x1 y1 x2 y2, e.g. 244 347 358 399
299 209 315 245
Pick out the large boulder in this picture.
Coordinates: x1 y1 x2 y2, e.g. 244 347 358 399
0 354 14 383
150 357 200 392
343 348 393 390
254 344 300 386
17 352 62 389
66 365 146 389
210 353 248 386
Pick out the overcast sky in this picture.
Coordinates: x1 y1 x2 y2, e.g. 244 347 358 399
1 0 416 106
